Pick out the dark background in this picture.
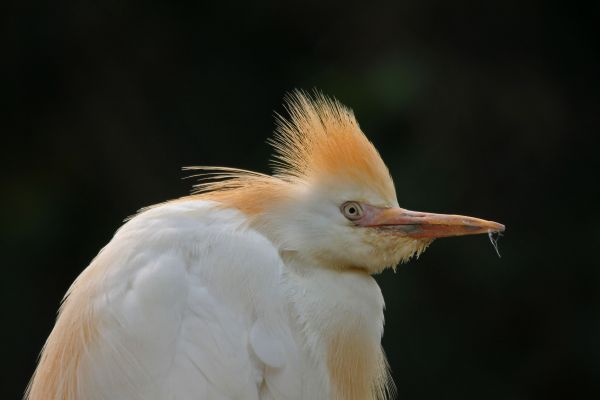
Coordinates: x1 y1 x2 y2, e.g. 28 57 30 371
4 1 600 399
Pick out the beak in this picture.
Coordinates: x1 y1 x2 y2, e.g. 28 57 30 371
361 207 505 239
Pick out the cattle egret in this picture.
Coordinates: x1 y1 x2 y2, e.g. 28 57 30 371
27 91 505 400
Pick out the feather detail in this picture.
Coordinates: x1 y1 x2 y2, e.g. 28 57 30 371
182 166 294 216
327 335 394 400
270 90 396 203
26 258 104 400
181 90 396 215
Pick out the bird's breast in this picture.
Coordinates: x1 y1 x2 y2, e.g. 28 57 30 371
283 265 389 400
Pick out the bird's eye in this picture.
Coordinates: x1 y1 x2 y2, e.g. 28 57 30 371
341 201 363 221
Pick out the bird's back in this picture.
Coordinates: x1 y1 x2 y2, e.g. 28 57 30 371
27 200 305 400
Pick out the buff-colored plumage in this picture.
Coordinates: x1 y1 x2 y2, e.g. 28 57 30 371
270 92 395 199
184 91 396 216
28 91 425 400
27 265 100 400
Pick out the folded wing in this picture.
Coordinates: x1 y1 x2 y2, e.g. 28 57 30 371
28 201 300 400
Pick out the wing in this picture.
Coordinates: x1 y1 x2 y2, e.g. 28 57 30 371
27 200 300 400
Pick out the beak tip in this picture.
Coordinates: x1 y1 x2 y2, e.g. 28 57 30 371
489 222 505 233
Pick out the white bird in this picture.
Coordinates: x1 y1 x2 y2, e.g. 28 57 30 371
27 91 504 400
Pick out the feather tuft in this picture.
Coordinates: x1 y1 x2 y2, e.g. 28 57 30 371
270 90 396 202
184 90 396 214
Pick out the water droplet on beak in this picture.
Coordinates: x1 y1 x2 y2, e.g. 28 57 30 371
488 231 503 258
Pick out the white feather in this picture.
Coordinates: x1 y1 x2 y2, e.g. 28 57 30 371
29 198 389 400
65 200 303 399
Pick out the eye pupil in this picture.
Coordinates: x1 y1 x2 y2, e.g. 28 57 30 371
341 202 363 220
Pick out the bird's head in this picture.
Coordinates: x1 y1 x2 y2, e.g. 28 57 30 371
190 91 504 274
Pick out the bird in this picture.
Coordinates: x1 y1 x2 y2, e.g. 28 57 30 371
27 91 505 400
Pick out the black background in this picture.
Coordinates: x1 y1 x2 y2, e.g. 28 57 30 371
4 1 600 399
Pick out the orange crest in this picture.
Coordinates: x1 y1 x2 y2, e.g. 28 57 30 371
271 91 396 202
186 91 397 214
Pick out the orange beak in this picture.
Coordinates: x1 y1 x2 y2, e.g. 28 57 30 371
360 207 505 239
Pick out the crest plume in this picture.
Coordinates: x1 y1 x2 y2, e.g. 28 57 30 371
186 90 396 214
271 91 396 200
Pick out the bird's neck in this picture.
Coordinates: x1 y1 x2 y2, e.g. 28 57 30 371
283 256 390 400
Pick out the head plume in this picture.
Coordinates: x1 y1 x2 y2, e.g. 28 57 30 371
186 90 396 214
270 90 396 202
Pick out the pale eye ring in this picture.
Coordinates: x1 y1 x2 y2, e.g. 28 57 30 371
341 201 364 220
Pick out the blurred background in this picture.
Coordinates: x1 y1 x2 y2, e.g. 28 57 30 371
4 1 600 399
